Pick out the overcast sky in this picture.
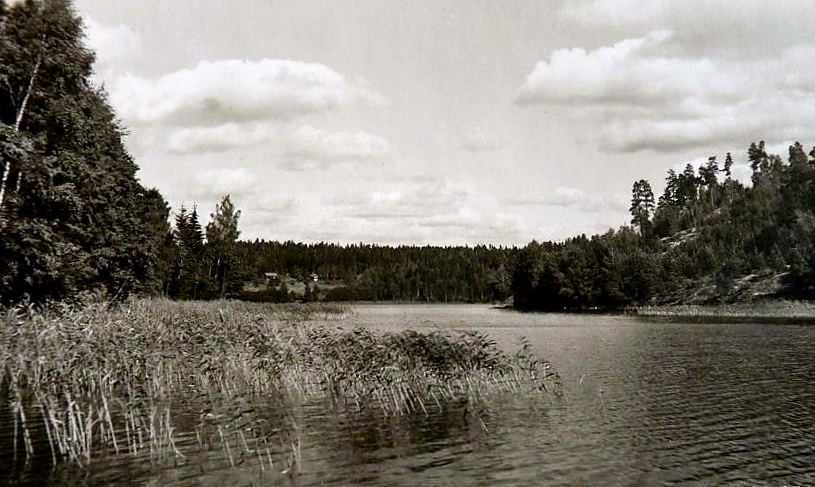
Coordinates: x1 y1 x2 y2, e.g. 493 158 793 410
73 0 815 245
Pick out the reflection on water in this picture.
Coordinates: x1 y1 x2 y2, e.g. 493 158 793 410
3 304 815 486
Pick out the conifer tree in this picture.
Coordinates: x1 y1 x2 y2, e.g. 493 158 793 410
630 179 655 238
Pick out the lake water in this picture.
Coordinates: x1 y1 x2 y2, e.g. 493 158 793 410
4 304 815 486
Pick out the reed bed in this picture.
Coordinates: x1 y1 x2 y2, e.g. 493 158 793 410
0 298 559 473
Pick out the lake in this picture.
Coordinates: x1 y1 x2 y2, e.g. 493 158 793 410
4 304 815 486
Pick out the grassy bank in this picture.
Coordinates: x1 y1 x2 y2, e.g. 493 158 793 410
635 300 815 323
0 299 559 471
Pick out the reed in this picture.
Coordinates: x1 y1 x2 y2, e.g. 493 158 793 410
1 298 558 472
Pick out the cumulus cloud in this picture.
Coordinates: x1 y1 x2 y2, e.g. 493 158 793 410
339 182 470 220
165 121 392 169
166 122 278 154
516 23 815 153
110 59 387 126
515 30 743 107
559 0 815 55
307 181 525 245
510 187 586 207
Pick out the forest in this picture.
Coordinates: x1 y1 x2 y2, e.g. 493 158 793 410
512 143 815 310
3 0 815 310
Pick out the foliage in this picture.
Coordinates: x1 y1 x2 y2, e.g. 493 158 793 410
0 0 169 304
512 140 815 310
235 241 515 303
164 196 246 300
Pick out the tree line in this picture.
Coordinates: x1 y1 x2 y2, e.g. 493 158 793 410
234 241 514 303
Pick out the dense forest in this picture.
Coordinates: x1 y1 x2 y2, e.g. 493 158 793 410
4 0 815 310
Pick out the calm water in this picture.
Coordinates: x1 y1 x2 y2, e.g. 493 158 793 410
4 304 815 486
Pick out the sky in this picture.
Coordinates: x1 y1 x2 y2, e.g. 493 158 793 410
72 0 815 246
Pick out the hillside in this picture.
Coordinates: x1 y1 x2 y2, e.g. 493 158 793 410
510 142 815 311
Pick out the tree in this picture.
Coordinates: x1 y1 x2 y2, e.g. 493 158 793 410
789 141 808 167
749 141 769 185
0 0 170 303
205 195 243 298
723 152 734 178
630 179 655 238
168 206 208 299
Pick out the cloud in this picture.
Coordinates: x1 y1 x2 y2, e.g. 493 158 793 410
192 168 256 199
164 121 392 170
282 125 393 170
306 181 525 245
338 181 470 219
559 0 815 56
510 187 586 207
516 26 815 153
166 123 278 154
515 30 740 107
110 59 387 126
82 16 142 80
507 187 628 214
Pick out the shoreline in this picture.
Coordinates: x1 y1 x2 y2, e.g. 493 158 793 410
634 300 815 323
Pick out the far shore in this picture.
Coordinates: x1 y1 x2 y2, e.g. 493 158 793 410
634 300 815 323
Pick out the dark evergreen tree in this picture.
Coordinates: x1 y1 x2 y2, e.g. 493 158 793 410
723 152 734 178
630 179 655 238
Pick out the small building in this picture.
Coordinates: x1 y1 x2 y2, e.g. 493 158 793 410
310 272 319 282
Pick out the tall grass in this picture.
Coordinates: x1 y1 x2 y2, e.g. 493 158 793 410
0 298 559 471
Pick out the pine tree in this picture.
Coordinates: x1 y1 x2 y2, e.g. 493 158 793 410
723 152 734 178
630 179 655 238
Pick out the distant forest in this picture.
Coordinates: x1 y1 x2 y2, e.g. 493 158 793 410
4 1 815 309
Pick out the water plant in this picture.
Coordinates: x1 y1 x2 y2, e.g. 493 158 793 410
0 298 559 474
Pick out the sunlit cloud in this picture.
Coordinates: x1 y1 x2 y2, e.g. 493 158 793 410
110 58 387 126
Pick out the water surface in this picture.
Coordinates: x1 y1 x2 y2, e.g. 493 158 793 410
4 304 815 486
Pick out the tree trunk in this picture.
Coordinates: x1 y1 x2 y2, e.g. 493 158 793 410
0 56 41 219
